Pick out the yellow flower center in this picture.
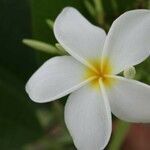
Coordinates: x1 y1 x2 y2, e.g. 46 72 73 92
84 58 115 90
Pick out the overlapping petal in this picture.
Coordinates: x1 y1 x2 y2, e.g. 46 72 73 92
106 76 150 123
65 83 112 150
26 7 150 150
26 56 94 103
54 7 106 71
103 9 150 74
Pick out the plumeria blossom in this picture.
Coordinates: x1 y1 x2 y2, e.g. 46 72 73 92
26 7 150 150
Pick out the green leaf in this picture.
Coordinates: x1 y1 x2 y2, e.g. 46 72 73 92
93 0 104 24
0 66 43 150
0 1 43 149
84 0 96 17
0 0 37 80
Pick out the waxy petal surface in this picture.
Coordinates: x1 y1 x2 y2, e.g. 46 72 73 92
65 83 112 150
26 56 93 103
103 10 150 74
54 7 106 71
106 76 150 123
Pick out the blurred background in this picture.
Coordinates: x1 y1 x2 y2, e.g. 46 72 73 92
0 0 150 150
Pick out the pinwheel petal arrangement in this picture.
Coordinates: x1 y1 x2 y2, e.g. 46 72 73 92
26 7 150 150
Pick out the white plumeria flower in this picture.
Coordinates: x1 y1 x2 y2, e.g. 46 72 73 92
26 7 150 150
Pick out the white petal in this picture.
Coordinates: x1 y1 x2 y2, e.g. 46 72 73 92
65 83 112 150
106 76 150 123
103 9 150 74
54 7 106 70
26 56 93 103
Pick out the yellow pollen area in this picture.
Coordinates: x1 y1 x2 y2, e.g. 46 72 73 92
83 58 115 90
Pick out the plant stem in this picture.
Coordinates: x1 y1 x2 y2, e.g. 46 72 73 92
108 120 130 150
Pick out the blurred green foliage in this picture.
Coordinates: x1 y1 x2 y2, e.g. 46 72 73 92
0 0 149 150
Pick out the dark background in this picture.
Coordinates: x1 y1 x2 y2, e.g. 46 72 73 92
0 0 149 149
